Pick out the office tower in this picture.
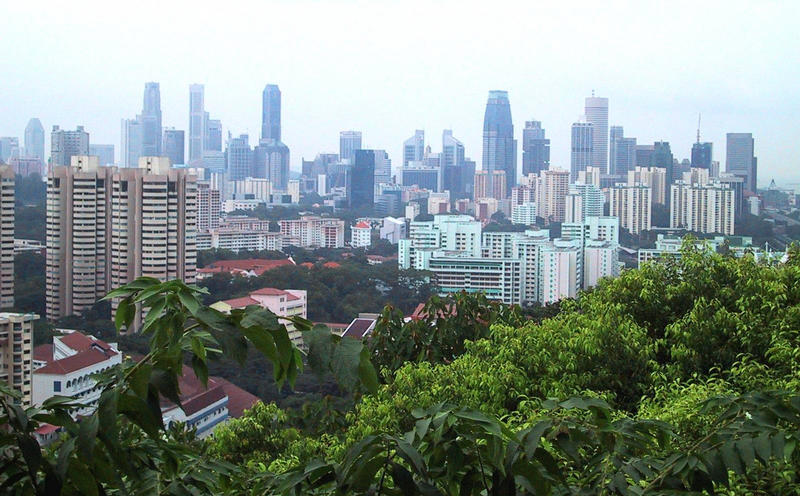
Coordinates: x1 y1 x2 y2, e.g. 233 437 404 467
261 84 281 141
46 156 196 323
141 82 162 156
205 119 222 152
339 131 362 163
442 130 465 168
608 126 623 175
163 128 185 165
565 183 604 223
717 174 745 217
89 145 115 166
521 121 550 176
585 94 609 173
635 145 654 167
612 136 637 178
197 182 221 231
189 84 205 162
539 168 570 223
0 313 38 406
402 163 439 191
373 149 392 185
24 118 45 161
0 138 20 163
628 167 667 205
121 118 142 167
726 133 757 192
403 130 425 167
652 141 674 207
473 170 506 200
253 139 290 189
226 134 253 181
691 142 713 169
482 90 517 196
570 120 593 181
0 166 13 308
50 126 89 167
610 184 652 234
670 182 735 235
351 150 376 208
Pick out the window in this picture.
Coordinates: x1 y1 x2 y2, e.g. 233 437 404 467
54 381 61 392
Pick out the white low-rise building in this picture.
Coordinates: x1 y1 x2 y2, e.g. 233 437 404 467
197 230 284 252
351 221 372 248
212 288 308 346
511 202 538 225
380 217 406 244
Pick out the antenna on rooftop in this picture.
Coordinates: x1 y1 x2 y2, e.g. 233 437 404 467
696 113 701 143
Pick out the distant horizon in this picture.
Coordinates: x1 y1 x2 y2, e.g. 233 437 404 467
1 0 798 186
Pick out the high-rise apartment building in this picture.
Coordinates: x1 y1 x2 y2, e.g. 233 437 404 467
627 167 667 205
570 120 593 181
670 182 735 235
482 90 516 196
141 82 162 156
403 130 425 167
50 126 89 167
539 168 570 223
261 84 281 141
584 95 609 173
474 170 506 200
197 182 221 232
522 121 550 176
726 133 757 192
539 239 582 304
565 183 604 223
583 240 619 289
339 131 362 163
188 84 205 162
0 166 14 308
24 118 45 162
163 128 185 166
46 156 197 323
0 313 38 406
279 216 345 248
610 184 652 234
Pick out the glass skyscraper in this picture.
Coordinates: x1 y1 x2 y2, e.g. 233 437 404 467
261 84 281 142
481 90 516 196
141 82 162 156
522 120 550 176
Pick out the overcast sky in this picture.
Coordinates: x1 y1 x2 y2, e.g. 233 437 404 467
2 0 798 186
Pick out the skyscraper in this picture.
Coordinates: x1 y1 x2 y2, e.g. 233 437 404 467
0 166 15 308
89 145 115 166
47 156 196 324
189 84 205 162
403 130 425 167
163 128 185 165
608 126 624 175
351 150 376 209
261 84 281 141
50 125 89 167
205 119 222 152
613 136 637 177
141 82 162 156
373 149 392 186
226 134 253 181
584 94 609 173
0 138 20 163
691 142 713 169
653 141 674 206
121 119 142 167
339 131 362 163
253 140 290 189
570 120 593 181
442 130 465 168
24 118 45 161
521 120 550 176
726 133 757 192
482 90 516 196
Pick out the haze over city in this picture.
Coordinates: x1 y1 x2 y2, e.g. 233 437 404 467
2 0 799 185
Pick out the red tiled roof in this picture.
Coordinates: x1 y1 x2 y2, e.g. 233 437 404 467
354 221 371 229
33 344 54 363
182 385 227 416
213 377 259 418
410 302 457 321
251 287 290 296
300 262 314 268
342 318 376 339
35 423 60 435
322 261 341 268
221 296 259 308
58 332 113 353
34 348 118 375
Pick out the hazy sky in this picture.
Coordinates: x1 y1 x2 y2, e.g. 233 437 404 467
2 0 799 186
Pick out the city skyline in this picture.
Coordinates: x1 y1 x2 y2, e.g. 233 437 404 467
1 1 798 185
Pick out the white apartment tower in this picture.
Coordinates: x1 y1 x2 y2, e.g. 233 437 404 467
0 313 38 406
0 166 14 308
610 184 652 234
670 182 735 235
538 168 570 223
